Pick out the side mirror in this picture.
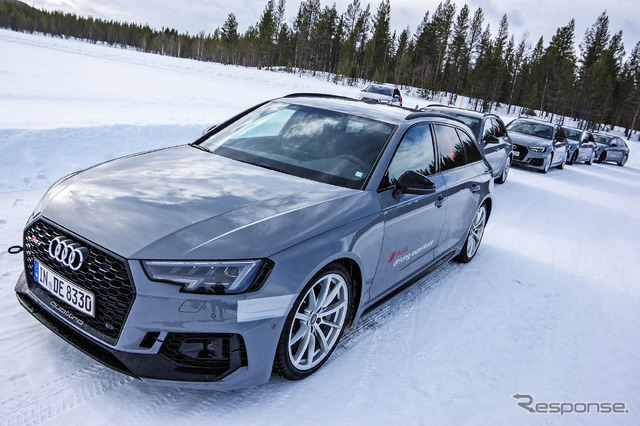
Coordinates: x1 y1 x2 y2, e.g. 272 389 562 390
485 134 499 144
202 124 217 135
393 171 436 198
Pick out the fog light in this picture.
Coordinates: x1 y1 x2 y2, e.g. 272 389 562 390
205 339 225 360
178 337 228 361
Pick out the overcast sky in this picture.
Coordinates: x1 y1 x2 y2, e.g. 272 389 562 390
26 0 640 57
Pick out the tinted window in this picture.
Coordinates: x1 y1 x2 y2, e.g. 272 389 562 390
447 113 481 137
434 125 467 171
594 135 613 145
493 118 507 138
507 120 554 139
564 128 582 141
482 119 497 141
365 85 393 96
201 102 394 189
386 125 436 186
457 129 483 163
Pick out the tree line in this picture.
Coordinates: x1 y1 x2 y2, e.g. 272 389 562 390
1 0 639 136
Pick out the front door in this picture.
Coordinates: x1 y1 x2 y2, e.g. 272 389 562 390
370 124 447 301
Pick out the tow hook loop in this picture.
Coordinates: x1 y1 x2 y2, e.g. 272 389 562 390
8 246 24 254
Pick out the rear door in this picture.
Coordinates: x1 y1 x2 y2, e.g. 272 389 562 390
482 117 511 176
580 133 596 160
608 138 624 161
480 118 501 174
371 124 447 301
432 124 487 256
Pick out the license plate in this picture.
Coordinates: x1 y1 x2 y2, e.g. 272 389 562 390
34 259 95 317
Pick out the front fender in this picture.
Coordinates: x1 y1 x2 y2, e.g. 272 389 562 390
264 211 385 317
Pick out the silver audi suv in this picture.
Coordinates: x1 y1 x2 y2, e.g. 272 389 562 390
15 94 493 389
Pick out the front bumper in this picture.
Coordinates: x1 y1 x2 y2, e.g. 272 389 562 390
512 144 549 170
15 265 288 390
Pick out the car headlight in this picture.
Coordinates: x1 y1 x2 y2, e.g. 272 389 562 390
142 260 265 294
529 146 547 153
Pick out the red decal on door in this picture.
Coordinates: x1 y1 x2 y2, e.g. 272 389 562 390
388 246 409 263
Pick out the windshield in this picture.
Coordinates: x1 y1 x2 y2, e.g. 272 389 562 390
506 120 553 140
364 85 393 96
594 135 613 145
199 102 394 189
564 129 582 141
446 113 481 137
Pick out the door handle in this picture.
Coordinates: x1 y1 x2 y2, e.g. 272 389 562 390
435 195 445 208
471 184 481 193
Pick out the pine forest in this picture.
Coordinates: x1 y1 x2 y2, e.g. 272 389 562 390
1 0 639 136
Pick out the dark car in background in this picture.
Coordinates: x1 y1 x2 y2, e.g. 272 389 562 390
593 134 630 166
506 118 568 173
420 105 513 184
563 127 598 165
356 84 403 106
15 94 493 390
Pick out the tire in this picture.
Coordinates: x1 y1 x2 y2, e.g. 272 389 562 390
455 204 487 263
568 150 577 165
541 153 552 173
273 263 353 380
496 157 511 184
618 154 628 167
597 151 606 164
587 151 595 165
557 154 566 170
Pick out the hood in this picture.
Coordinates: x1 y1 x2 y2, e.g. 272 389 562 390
508 132 553 147
40 145 379 259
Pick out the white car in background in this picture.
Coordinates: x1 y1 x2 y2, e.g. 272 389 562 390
356 84 403 106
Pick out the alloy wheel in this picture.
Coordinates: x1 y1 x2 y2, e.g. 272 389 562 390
287 273 349 371
465 205 487 259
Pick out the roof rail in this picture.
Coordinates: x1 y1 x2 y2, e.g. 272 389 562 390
282 93 353 101
404 112 468 127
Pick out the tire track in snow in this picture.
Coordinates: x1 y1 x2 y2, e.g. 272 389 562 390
338 261 461 353
1 362 132 425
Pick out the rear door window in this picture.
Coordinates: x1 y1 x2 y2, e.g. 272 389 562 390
457 129 483 163
434 125 467 171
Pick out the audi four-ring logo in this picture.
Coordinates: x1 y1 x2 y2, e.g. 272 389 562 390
48 236 90 271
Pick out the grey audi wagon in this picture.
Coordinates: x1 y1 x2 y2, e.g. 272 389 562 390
15 94 493 389
507 118 569 173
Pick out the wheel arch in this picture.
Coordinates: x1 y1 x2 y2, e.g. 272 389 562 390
330 257 363 327
481 196 493 223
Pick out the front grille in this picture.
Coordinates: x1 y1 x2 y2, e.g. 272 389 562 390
160 333 248 378
23 219 135 345
514 144 528 159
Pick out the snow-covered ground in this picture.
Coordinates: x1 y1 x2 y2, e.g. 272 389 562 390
1 29 639 425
